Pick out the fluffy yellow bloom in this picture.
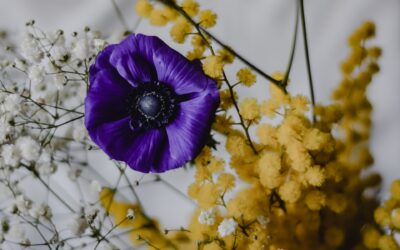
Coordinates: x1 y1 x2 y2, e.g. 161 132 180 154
194 146 212 167
149 9 169 26
258 152 282 189
368 46 382 59
374 207 391 227
186 47 205 60
256 123 279 148
279 180 301 203
203 56 224 78
362 226 381 249
217 48 235 64
208 157 225 173
181 0 199 17
305 166 325 187
197 182 220 208
213 114 233 134
239 98 260 121
170 17 192 43
191 35 209 50
277 114 310 146
391 208 400 229
219 89 236 110
305 190 326 211
303 128 333 152
135 0 153 17
378 235 400 250
324 227 344 248
199 10 217 28
327 193 348 213
390 179 400 200
286 142 312 173
226 134 253 158
260 100 279 118
290 95 309 114
226 186 268 221
315 104 343 123
236 68 256 87
161 7 178 21
217 173 236 192
269 72 288 104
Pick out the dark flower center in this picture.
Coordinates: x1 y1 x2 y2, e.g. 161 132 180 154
138 94 162 117
127 81 178 131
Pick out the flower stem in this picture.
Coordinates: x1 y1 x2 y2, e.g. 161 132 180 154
299 0 316 122
111 0 130 32
283 1 300 86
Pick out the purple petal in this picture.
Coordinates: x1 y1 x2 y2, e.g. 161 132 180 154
125 128 167 173
85 68 131 130
153 45 212 95
109 34 166 86
161 81 220 171
89 45 116 76
88 115 167 173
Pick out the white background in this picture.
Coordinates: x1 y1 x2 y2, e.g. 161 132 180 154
0 0 399 243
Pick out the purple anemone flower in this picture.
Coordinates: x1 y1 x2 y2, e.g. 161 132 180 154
85 34 220 173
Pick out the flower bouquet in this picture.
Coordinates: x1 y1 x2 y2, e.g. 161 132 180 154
0 0 399 249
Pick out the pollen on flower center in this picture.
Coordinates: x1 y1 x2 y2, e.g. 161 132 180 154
128 81 178 131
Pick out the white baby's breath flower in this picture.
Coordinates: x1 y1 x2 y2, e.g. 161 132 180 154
127 208 135 220
68 167 82 181
16 136 40 162
2 94 22 115
20 32 43 62
85 205 99 224
35 150 57 175
257 215 270 229
52 73 66 90
41 57 57 73
1 144 20 167
28 65 45 85
7 203 18 215
29 203 52 219
94 38 107 52
72 38 90 60
15 195 32 213
198 208 215 225
0 119 12 143
20 238 31 248
13 58 27 71
68 216 88 236
218 218 237 237
73 125 87 141
52 45 69 62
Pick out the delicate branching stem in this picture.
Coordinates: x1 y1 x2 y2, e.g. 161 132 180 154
22 164 76 212
94 217 129 250
223 72 258 154
299 0 316 122
156 176 196 205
